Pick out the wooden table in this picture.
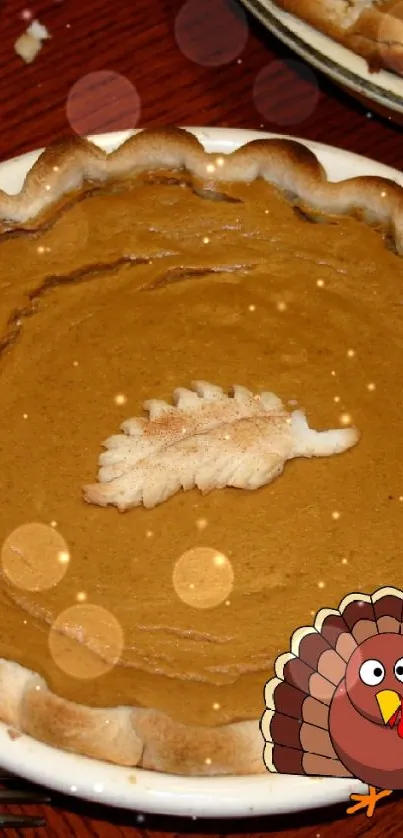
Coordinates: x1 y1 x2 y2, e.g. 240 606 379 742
1 0 403 835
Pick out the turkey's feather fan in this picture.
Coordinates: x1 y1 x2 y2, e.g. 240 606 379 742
315 609 358 662
372 586 403 634
339 593 378 644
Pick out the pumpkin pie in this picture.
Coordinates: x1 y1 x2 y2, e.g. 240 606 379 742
0 127 403 775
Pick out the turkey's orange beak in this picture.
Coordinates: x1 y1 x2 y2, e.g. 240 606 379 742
376 689 401 724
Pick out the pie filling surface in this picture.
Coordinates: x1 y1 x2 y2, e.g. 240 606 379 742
1 149 403 732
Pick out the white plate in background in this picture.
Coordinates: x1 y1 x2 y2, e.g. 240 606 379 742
240 0 403 119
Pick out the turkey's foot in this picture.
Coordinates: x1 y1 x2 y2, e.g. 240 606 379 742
347 786 392 817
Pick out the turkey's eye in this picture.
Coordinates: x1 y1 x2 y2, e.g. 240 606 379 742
359 659 385 686
394 658 403 683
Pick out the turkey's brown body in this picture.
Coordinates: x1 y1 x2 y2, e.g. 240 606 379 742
330 682 403 789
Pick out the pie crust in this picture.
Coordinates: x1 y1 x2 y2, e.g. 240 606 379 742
270 0 403 76
1 127 403 776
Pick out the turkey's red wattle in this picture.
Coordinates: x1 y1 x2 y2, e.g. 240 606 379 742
388 699 403 738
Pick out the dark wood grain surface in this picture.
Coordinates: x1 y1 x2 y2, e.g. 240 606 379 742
1 0 403 835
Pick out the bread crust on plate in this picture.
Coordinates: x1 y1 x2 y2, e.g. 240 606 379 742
270 0 403 76
1 127 403 774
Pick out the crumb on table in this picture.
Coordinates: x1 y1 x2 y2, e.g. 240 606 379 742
14 20 50 64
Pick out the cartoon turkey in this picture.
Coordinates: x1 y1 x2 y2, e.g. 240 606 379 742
261 586 403 817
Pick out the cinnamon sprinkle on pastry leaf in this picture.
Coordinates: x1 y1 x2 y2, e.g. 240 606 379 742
83 382 360 511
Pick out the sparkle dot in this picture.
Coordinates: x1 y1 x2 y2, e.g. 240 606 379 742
76 591 87 602
37 246 45 254
341 558 348 565
248 304 256 312
196 518 208 531
310 610 315 616
318 581 325 589
58 550 70 565
347 349 355 358
50 521 58 528
205 757 212 765
73 361 79 367
216 157 225 167
213 702 220 710
333 396 340 404
399 496 403 502
45 184 51 192
367 382 376 391
23 413 28 419
332 510 340 520
340 412 352 426
381 191 387 198
316 279 324 288
331 370 336 377
146 530 154 538
203 236 210 244
70 785 77 793
276 301 287 312
114 393 127 406
52 166 59 172
206 164 215 173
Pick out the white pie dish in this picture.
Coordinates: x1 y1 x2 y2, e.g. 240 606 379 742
1 125 399 817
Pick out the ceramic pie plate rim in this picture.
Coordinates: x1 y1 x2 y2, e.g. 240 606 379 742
240 0 403 114
0 125 396 818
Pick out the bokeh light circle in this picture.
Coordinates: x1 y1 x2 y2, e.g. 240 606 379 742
174 0 248 67
253 60 320 126
173 546 234 609
1 522 70 592
48 604 124 679
66 71 141 136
